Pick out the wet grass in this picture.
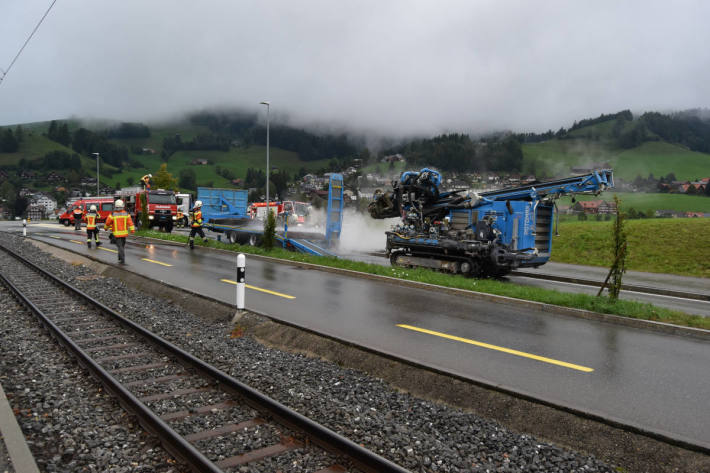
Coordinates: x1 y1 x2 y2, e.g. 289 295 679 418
552 218 710 278
136 229 710 330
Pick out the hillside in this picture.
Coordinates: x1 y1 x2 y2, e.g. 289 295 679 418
2 109 710 203
523 139 710 181
0 119 342 195
107 146 330 190
522 110 710 181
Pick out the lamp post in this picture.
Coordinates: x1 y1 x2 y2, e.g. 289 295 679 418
260 101 270 218
92 152 100 196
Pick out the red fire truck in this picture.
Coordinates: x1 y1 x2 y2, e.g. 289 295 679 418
114 188 178 233
59 197 115 226
247 201 312 225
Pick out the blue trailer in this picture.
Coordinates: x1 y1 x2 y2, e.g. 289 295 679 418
200 174 345 257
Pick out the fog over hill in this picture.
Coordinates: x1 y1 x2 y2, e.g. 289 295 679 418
1 1 709 135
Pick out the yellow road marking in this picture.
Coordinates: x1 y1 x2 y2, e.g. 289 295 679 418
141 258 173 267
70 239 84 245
396 324 594 373
50 236 62 239
99 247 118 253
220 279 295 299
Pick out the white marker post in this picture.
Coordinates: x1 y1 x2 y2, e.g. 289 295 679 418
236 253 246 311
22 219 26 237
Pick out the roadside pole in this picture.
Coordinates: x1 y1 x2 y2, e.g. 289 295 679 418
233 253 246 323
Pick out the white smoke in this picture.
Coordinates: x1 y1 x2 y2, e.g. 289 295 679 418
339 209 398 253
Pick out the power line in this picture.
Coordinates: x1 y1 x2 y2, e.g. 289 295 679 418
0 0 58 86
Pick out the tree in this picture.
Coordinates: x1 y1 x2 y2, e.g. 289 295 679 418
608 195 627 301
56 123 71 146
0 181 16 211
179 168 197 190
263 208 276 250
139 193 149 229
270 171 289 200
48 120 58 140
13 195 28 218
0 128 19 152
360 147 372 165
14 125 24 143
152 163 178 190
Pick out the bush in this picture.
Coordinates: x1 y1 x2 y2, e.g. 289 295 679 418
139 193 149 229
263 209 276 250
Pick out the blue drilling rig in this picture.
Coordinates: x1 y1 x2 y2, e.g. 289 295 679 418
369 168 614 277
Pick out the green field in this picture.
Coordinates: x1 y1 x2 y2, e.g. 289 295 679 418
558 192 710 213
551 218 710 277
104 146 331 190
523 140 710 182
0 132 74 165
2 121 333 191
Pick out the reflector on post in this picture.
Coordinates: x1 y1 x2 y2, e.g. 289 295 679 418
236 253 246 311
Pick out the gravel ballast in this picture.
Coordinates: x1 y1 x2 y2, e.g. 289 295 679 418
0 233 703 472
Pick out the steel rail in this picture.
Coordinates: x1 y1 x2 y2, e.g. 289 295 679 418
0 247 223 473
0 242 411 473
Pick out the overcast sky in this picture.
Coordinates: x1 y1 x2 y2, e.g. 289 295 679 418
1 0 708 136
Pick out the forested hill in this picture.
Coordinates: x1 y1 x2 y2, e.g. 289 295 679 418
1 108 710 186
186 111 357 161
383 108 710 178
520 108 710 153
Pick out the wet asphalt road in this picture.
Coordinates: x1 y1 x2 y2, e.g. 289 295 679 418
6 222 710 447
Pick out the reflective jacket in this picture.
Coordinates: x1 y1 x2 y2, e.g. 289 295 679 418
72 208 83 220
104 211 135 238
86 213 98 230
191 209 203 228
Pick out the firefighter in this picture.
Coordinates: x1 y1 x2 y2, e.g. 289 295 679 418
140 174 152 190
104 199 135 265
72 205 83 230
188 200 208 249
85 205 101 248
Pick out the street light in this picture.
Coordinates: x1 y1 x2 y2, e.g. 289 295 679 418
92 152 100 196
260 101 270 218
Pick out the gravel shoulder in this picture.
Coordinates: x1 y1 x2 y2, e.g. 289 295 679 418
2 234 708 472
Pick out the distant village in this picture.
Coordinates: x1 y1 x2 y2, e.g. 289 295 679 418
1 154 708 220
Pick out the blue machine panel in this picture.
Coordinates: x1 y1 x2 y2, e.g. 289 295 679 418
325 174 344 244
197 187 249 222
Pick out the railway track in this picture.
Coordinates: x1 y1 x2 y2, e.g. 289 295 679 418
0 242 410 473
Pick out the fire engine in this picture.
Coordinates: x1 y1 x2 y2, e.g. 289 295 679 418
247 201 312 225
59 197 115 226
114 187 178 232
247 202 283 220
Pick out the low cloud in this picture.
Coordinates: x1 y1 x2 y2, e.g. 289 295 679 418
1 0 709 136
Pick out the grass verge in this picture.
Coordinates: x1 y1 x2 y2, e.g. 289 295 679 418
137 229 710 330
